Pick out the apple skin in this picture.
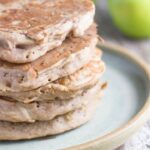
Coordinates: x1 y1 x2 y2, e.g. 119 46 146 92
108 0 150 38
93 0 96 3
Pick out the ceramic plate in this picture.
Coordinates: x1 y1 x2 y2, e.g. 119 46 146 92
0 43 150 150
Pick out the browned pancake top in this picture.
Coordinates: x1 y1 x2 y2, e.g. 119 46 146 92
0 0 14 4
0 24 97 73
0 0 94 41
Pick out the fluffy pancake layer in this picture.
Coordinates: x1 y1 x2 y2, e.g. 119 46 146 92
0 0 95 63
0 25 97 92
0 82 102 123
0 88 101 140
0 56 105 103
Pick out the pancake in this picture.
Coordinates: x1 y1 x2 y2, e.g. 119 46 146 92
0 57 105 103
0 0 95 63
0 81 102 123
0 91 100 140
0 25 97 92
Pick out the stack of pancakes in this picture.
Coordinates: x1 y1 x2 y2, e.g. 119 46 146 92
0 0 105 140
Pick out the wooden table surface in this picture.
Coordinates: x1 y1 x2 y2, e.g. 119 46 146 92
96 1 150 150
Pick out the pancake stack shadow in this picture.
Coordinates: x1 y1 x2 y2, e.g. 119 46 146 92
0 0 105 140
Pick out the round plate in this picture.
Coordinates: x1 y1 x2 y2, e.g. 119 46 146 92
0 43 150 150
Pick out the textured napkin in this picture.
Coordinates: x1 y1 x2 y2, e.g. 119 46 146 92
117 120 150 150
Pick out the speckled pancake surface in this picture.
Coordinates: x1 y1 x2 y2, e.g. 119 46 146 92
0 88 101 140
0 25 97 92
0 57 104 103
0 82 102 123
0 0 95 63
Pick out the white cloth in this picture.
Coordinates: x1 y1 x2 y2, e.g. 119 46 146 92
117 120 150 150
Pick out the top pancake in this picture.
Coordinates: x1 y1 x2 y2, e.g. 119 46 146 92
0 0 95 63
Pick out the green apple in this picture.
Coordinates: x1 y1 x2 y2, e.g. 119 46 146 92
93 0 96 3
108 0 150 38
